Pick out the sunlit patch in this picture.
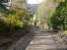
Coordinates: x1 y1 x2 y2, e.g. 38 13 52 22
27 0 44 4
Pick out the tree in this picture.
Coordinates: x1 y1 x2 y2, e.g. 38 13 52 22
0 0 30 32
49 0 67 30
32 0 59 30
0 0 8 13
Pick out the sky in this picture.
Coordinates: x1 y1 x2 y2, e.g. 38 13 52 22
27 0 44 4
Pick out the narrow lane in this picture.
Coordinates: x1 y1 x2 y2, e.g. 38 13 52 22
8 28 67 50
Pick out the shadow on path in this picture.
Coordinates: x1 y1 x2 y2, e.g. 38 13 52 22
0 26 35 50
7 30 35 50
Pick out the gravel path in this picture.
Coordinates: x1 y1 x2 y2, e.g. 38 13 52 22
1 29 67 50
2 27 67 50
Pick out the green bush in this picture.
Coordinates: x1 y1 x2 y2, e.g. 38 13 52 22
0 8 30 32
49 0 67 30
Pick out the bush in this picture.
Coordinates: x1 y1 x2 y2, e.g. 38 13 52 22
48 0 67 30
0 8 30 32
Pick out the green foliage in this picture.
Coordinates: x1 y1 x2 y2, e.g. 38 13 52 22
0 8 30 32
49 0 67 30
0 0 31 32
64 31 67 35
54 0 65 2
0 0 8 13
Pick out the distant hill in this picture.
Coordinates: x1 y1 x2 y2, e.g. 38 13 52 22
27 4 39 14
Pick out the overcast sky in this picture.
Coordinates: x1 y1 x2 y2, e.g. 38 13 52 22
27 0 44 4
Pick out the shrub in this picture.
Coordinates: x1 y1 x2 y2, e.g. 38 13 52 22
49 0 67 30
0 8 30 32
